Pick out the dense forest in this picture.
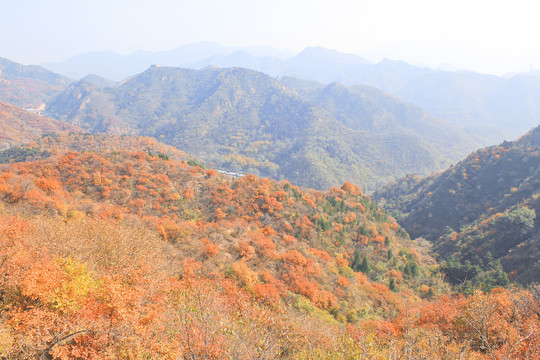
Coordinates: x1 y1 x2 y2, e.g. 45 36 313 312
0 53 538 360
43 66 475 191
0 132 537 359
375 125 540 289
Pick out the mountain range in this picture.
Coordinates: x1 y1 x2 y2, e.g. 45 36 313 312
43 65 476 191
396 71 540 144
42 43 540 146
41 42 295 81
0 46 539 359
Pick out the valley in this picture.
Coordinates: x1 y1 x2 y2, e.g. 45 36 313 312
0 46 538 359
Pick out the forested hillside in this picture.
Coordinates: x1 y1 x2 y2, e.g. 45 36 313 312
0 133 537 359
0 57 71 109
375 125 540 288
281 78 474 157
44 65 476 191
0 101 79 149
194 48 540 145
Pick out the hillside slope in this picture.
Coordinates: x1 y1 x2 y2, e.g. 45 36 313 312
0 133 537 359
0 101 79 149
197 48 540 146
281 78 475 158
375 125 540 286
0 57 72 108
37 45 540 147
45 66 476 191
397 72 540 144
193 48 540 146
0 132 443 322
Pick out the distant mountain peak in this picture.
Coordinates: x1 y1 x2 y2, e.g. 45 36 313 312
80 74 116 88
0 57 72 108
323 81 350 95
516 124 540 146
296 46 371 65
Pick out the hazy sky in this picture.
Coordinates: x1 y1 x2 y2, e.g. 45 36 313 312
1 0 539 75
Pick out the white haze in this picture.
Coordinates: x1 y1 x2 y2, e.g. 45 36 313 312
1 0 539 75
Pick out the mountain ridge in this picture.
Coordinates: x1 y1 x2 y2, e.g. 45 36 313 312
40 44 540 146
45 65 476 191
374 124 540 286
0 57 72 108
41 42 295 81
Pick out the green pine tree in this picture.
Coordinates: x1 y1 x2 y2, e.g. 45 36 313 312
389 278 397 292
360 256 371 274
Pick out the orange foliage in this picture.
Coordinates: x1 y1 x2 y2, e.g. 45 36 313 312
6 135 535 359
251 233 277 258
335 256 349 267
261 226 277 236
280 250 309 267
0 137 537 360
184 188 194 200
202 238 219 257
281 234 297 245
341 182 363 196
355 272 368 284
295 215 315 238
182 258 202 277
232 260 258 289
35 177 63 193
236 241 255 259
214 207 226 220
253 282 282 307
303 195 317 208
337 275 350 288
333 222 344 232
308 248 332 262
343 211 357 223
387 269 403 283
362 320 399 337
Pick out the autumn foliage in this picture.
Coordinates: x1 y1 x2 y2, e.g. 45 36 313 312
0 133 538 359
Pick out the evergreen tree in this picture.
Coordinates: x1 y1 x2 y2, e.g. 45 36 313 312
403 263 412 277
389 278 397 292
360 256 371 274
351 249 362 272
409 261 419 277
340 199 346 212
